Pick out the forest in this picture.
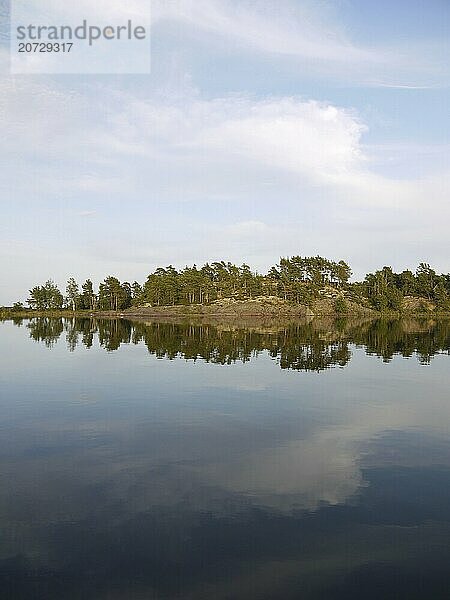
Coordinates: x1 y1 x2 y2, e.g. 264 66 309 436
6 256 450 313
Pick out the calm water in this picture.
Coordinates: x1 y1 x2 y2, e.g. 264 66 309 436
1 317 450 599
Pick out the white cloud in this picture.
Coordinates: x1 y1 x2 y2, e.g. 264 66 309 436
152 0 448 87
228 221 269 236
0 80 367 188
190 98 366 182
0 79 407 220
1 76 449 302
154 0 371 62
5 1 447 85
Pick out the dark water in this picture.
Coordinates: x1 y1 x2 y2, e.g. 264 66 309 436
1 317 450 599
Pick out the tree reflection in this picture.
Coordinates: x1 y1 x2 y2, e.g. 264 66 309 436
27 317 64 348
13 317 450 371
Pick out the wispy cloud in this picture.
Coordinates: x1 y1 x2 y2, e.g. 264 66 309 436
368 82 441 90
153 0 448 87
1 78 448 258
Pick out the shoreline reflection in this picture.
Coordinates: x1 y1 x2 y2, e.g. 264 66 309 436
11 316 450 369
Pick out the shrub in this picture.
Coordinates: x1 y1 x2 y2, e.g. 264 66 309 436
334 297 348 314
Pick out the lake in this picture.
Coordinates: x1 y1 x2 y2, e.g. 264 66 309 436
1 317 450 599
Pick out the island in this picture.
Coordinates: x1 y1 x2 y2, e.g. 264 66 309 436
2 255 450 319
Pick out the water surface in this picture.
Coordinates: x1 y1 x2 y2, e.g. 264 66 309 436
1 317 450 599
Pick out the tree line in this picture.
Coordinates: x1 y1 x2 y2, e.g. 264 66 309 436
7 256 450 312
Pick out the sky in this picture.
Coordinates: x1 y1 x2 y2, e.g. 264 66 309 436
0 0 449 304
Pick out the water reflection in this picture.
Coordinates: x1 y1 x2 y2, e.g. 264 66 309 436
18 316 450 369
1 318 450 599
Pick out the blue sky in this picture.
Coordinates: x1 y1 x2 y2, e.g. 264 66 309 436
0 0 449 304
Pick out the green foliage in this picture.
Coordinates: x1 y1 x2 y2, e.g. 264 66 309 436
334 297 348 314
131 281 143 305
365 266 397 310
397 270 416 295
364 263 450 311
65 277 80 311
80 279 97 310
28 280 63 310
434 284 450 311
415 263 437 299
12 257 450 313
263 256 351 304
98 276 132 311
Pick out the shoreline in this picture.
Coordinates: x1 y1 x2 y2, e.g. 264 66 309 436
2 304 450 323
